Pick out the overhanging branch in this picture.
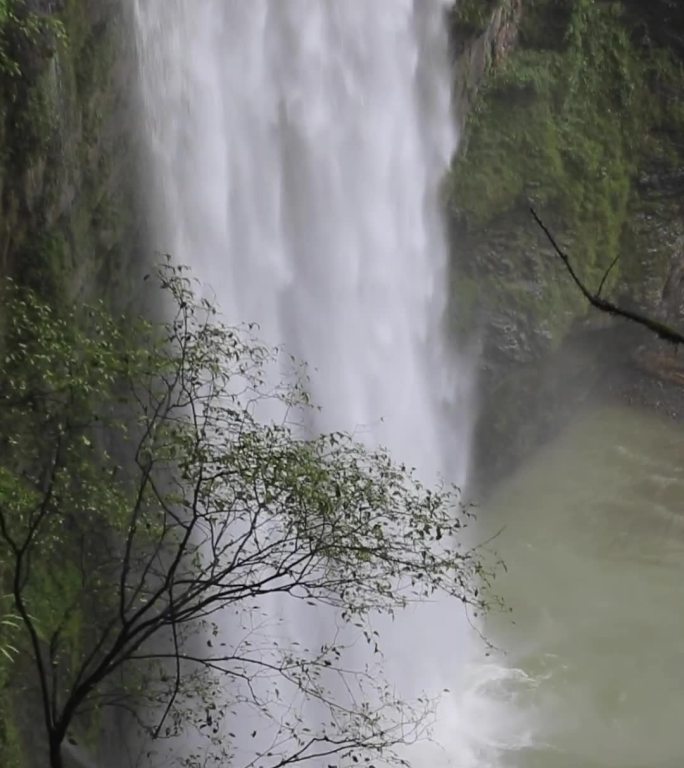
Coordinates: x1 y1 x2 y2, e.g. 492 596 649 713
530 207 684 345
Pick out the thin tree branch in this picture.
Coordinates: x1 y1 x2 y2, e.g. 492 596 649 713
152 586 181 739
596 251 621 297
530 207 684 345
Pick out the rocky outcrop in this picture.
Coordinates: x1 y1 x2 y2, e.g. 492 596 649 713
447 0 684 489
449 0 523 136
0 0 143 306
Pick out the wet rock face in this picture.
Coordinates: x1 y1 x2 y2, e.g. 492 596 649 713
621 0 684 59
0 1 143 305
662 241 684 326
447 0 684 487
449 0 523 136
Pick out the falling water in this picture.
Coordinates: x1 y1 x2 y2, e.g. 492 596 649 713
131 2 486 765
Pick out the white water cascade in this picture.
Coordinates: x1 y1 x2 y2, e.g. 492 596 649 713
131 2 491 765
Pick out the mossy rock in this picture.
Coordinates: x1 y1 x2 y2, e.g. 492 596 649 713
448 0 684 353
449 0 500 38
448 0 684 483
0 0 144 308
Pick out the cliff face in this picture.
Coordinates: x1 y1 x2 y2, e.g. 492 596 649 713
0 0 142 306
447 0 684 487
0 3 140 765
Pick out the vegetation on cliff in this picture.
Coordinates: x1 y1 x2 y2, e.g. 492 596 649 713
0 0 139 305
0 2 142 764
448 0 684 354
0 267 495 768
446 0 684 485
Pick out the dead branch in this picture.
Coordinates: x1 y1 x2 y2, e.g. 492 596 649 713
530 206 684 345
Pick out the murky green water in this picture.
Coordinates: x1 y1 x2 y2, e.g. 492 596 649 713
481 406 684 767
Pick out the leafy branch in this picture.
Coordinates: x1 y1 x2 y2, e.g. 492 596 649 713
0 266 497 768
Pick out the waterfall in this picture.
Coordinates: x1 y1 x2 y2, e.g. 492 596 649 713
131 2 486 765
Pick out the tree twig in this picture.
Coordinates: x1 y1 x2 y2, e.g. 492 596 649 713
596 252 621 298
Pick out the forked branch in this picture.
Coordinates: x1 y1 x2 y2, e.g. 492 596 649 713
530 206 684 345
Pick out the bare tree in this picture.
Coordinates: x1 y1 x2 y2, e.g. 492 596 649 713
0 266 495 768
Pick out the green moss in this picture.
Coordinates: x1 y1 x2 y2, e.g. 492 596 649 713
0 0 141 312
450 0 500 35
447 0 683 349
451 1 642 226
449 273 481 338
0 709 23 768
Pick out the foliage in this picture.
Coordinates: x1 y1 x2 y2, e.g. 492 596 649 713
0 0 138 313
449 0 499 35
0 267 495 768
0 0 65 80
0 0 67 302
